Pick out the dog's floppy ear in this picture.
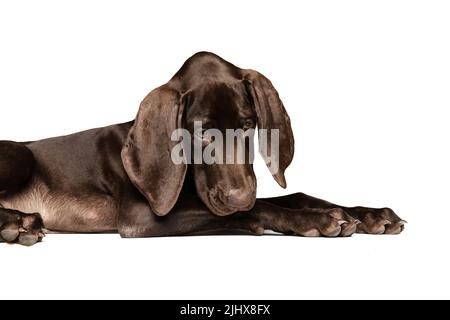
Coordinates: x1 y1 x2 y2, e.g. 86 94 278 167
242 70 294 188
121 84 186 216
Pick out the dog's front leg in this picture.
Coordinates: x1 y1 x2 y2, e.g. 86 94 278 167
118 194 264 238
253 200 360 237
261 192 406 235
118 195 360 238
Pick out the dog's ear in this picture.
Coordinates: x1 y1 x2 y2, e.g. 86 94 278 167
242 70 294 188
121 85 186 216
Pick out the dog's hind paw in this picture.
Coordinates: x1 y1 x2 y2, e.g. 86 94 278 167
0 211 45 246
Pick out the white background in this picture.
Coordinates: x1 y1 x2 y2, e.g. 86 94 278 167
1 0 449 300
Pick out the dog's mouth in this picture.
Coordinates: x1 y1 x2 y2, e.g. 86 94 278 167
207 192 237 216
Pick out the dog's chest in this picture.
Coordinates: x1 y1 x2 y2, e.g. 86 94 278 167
0 179 118 232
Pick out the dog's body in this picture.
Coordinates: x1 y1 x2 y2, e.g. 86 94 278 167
0 123 131 233
0 52 405 246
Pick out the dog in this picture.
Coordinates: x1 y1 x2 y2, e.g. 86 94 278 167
0 52 405 246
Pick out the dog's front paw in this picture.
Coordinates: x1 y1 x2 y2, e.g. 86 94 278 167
349 207 406 235
0 212 45 246
291 208 360 238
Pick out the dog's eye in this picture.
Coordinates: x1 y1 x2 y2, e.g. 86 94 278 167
243 119 255 130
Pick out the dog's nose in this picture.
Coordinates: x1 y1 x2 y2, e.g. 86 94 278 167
227 189 254 209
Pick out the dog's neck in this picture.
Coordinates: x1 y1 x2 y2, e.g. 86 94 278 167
180 166 197 195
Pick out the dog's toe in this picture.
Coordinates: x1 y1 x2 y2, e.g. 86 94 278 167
0 222 20 242
18 233 40 246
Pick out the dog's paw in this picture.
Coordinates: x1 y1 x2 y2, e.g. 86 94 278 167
0 212 45 246
293 208 360 238
351 207 406 235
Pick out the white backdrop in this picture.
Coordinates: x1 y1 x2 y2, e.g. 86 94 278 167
1 0 449 299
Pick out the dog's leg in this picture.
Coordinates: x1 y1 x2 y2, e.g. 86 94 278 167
119 195 360 238
261 192 406 235
0 141 46 246
0 208 45 246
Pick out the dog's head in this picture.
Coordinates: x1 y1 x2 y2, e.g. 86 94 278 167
122 52 294 216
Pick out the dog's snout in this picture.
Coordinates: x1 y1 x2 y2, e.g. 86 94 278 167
227 188 254 209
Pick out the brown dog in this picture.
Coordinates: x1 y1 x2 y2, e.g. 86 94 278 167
0 52 405 246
